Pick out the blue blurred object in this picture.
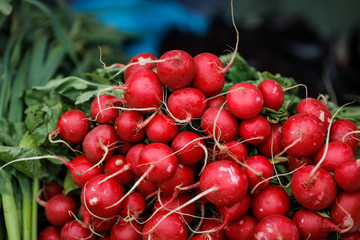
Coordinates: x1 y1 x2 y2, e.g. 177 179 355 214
69 0 212 56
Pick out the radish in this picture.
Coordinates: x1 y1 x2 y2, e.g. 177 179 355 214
291 165 337 210
90 94 123 124
41 180 63 201
171 131 206 165
49 109 90 144
39 226 61 240
124 52 157 81
296 97 332 128
253 214 299 240
251 184 290 220
80 204 115 233
257 79 284 110
238 115 271 145
82 124 118 164
37 193 77 227
226 82 264 119
281 113 326 157
330 119 359 153
207 95 226 108
292 208 341 240
167 87 207 121
200 160 248 206
340 231 360 240
60 220 95 240
331 190 360 233
126 143 146 176
114 110 146 143
104 154 134 185
145 113 179 143
119 191 146 219
198 216 227 240
224 215 257 240
157 50 196 89
110 220 143 240
134 176 158 197
201 107 238 142
334 159 360 192
257 123 284 157
157 164 195 195
218 141 248 163
313 141 355 172
243 155 274 191
81 174 124 219
285 154 314 172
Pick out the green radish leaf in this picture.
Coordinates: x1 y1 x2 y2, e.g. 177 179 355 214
63 170 79 195
0 119 26 147
0 0 12 15
220 53 257 85
82 72 111 85
74 90 99 105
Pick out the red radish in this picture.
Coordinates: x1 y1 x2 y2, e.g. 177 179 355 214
207 95 226 108
110 220 143 240
340 231 360 240
80 205 115 233
126 143 146 176
198 216 227 240
145 113 179 143
224 215 257 240
296 97 332 129
119 191 146 219
41 180 63 201
201 107 238 142
291 165 337 210
281 113 326 157
243 155 274 191
90 94 123 124
142 212 187 240
331 191 360 233
82 125 118 164
218 141 248 163
238 115 271 145
104 155 134 185
167 87 207 121
157 50 196 89
171 131 206 165
334 159 360 192
191 52 225 97
257 79 284 110
114 110 146 143
39 226 61 240
124 52 157 81
81 174 124 219
251 184 290 220
137 143 178 183
134 176 158 197
49 109 90 144
257 123 284 157
286 154 314 172
200 160 248 206
253 214 299 240
313 141 355 172
157 164 195 195
330 119 359 153
226 82 264 119
292 208 341 240
60 220 95 240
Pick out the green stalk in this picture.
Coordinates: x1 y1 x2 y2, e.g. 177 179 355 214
0 171 21 240
30 178 39 240
0 201 5 240
18 178 31 240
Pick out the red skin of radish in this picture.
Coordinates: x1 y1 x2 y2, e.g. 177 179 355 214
117 141 134 155
82 125 118 163
145 114 179 143
114 110 145 143
239 115 271 145
251 184 290 220
126 143 146 176
201 107 239 142
42 194 77 227
207 95 226 108
291 165 337 210
253 214 299 240
110 220 143 240
137 143 178 183
134 176 158 197
200 160 248 206
119 191 146 219
226 82 264 119
104 154 134 185
167 87 207 121
296 97 332 129
81 174 124 219
39 226 61 240
281 113 326 157
142 212 187 240
124 69 164 109
157 164 195 195
191 52 225 97
198 216 227 240
41 180 63 201
218 141 248 163
124 52 157 81
340 231 360 240
157 50 196 89
66 155 103 188
243 155 274 191
331 191 360 233
257 123 284 157
54 109 90 144
80 205 115 233
313 141 355 172
90 94 122 124
286 154 314 172
330 119 359 153
171 131 205 165
257 79 284 110
224 215 257 240
292 208 341 240
334 160 360 192
60 220 95 240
